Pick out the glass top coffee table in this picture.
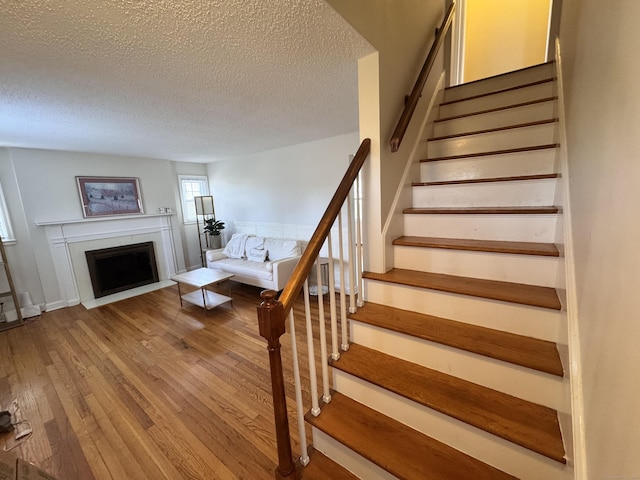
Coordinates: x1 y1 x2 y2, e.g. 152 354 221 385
171 268 234 314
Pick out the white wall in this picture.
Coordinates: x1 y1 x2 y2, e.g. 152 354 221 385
325 0 446 273
559 0 640 477
1 147 205 308
463 0 552 82
207 132 360 233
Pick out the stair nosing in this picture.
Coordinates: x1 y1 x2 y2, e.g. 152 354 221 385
412 173 559 187
331 344 566 463
403 206 559 215
421 144 560 163
349 301 564 376
428 118 558 142
435 96 557 123
441 78 556 107
362 268 561 310
392 235 560 257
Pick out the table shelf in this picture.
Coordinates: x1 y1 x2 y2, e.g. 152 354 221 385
181 290 232 310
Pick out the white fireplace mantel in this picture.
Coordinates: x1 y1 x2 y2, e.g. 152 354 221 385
36 214 177 310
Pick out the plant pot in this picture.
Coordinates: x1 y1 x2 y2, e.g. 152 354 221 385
209 235 222 249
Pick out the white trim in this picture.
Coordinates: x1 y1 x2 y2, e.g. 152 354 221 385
0 182 15 242
381 72 446 271
449 0 466 86
555 38 588 480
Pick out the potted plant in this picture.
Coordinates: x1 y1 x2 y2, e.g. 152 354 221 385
203 217 225 249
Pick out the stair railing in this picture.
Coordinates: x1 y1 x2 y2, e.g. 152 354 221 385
257 138 370 479
389 1 455 152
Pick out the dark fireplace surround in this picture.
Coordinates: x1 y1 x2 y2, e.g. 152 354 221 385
85 242 159 298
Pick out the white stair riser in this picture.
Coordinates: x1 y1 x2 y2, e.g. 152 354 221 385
428 123 557 158
393 246 560 287
433 100 556 137
311 428 397 480
444 64 555 102
364 280 562 341
412 178 557 208
420 148 558 182
334 373 573 480
440 82 556 118
403 213 557 242
350 322 566 411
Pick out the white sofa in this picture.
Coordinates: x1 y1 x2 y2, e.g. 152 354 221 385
205 234 303 291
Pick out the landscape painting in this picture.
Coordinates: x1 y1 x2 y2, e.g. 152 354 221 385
76 176 143 217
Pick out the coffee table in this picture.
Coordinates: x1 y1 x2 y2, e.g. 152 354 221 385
171 268 234 314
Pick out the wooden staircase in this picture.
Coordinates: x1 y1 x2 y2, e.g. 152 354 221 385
302 62 574 479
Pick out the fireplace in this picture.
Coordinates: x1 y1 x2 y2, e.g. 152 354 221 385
85 242 160 298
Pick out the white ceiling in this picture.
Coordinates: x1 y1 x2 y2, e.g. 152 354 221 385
0 0 374 163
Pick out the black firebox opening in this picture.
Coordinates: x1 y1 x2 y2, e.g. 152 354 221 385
86 242 160 298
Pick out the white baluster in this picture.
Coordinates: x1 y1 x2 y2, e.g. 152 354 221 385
327 231 339 361
338 212 349 352
288 309 309 466
355 172 364 307
316 258 331 403
347 186 357 314
303 280 321 416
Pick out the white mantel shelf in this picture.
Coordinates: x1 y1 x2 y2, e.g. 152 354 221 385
34 213 175 226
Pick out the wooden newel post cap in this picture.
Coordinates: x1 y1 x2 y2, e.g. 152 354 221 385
257 290 286 342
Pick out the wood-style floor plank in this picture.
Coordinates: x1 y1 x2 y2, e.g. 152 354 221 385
0 283 342 480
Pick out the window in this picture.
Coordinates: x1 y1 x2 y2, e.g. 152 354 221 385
178 175 209 224
0 183 15 243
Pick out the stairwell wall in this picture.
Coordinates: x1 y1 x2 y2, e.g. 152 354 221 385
326 0 447 272
559 0 640 478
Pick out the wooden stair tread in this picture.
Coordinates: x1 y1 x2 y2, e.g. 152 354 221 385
444 61 555 93
429 118 558 142
412 173 559 187
421 143 559 162
393 235 560 257
440 78 556 106
299 447 359 480
362 268 561 310
349 302 563 376
403 206 559 215
331 345 566 464
306 392 517 480
435 96 557 123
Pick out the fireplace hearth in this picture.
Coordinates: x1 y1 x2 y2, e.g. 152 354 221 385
85 242 159 298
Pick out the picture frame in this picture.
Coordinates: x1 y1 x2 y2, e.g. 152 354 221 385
76 176 144 217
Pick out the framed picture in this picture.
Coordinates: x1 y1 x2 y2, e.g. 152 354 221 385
76 176 144 217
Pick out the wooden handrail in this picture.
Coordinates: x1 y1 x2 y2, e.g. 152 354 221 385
389 2 455 153
256 138 370 480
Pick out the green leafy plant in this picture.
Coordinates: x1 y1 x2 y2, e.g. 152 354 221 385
203 217 225 236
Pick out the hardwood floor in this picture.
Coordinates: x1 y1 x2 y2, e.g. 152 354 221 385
0 283 324 480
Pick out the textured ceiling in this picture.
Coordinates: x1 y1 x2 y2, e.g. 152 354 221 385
0 0 374 162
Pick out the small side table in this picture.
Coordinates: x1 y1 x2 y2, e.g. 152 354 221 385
309 257 329 296
171 268 234 314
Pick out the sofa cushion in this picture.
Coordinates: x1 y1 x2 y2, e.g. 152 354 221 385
210 258 273 280
247 247 268 263
265 238 299 261
245 236 265 252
